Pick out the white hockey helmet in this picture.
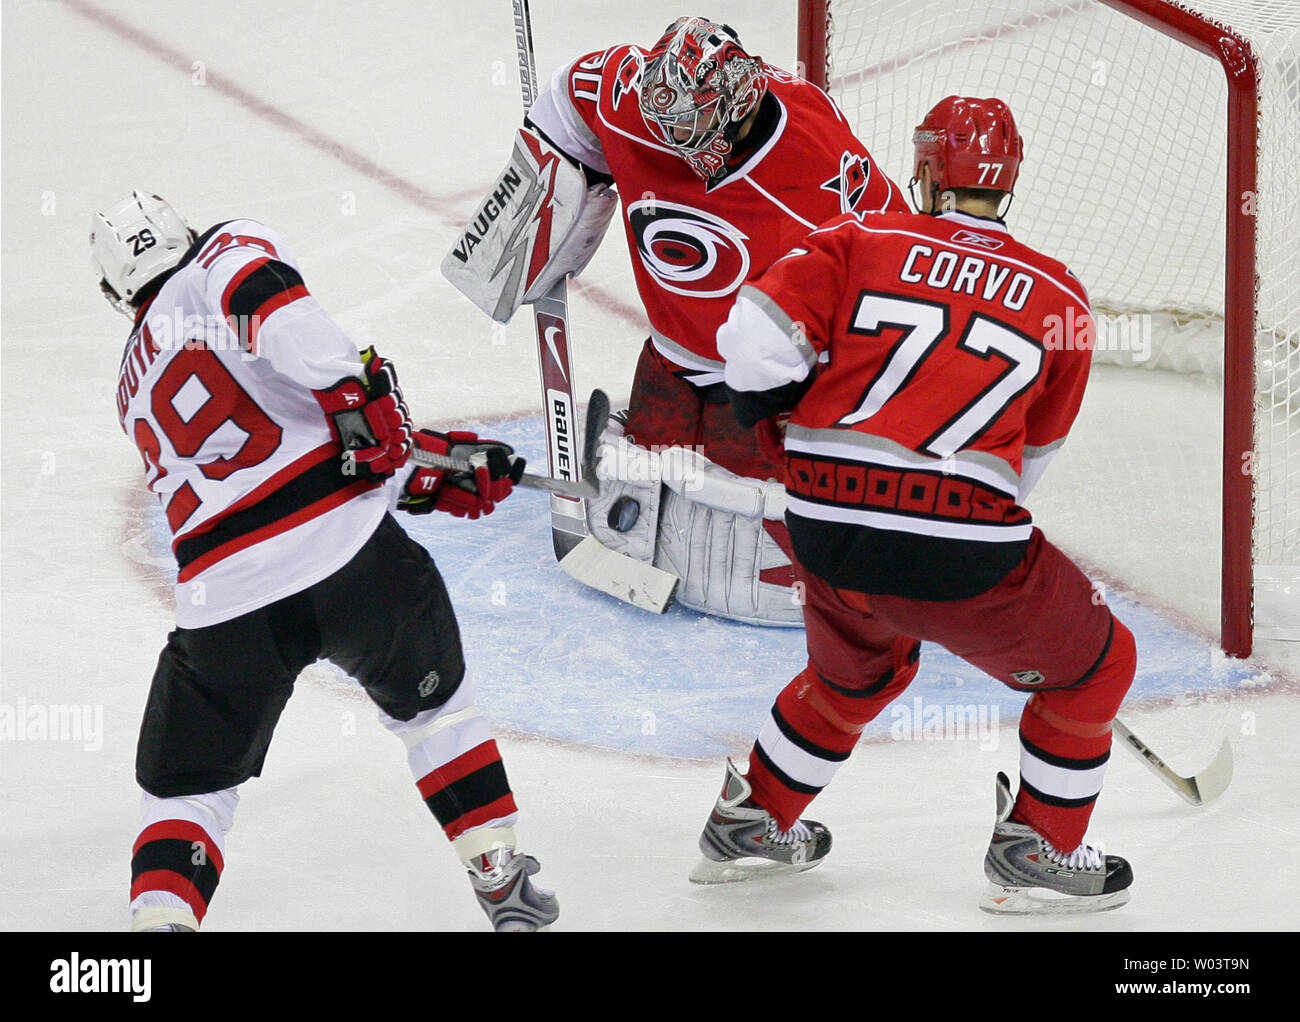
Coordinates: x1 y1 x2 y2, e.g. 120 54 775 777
90 191 196 317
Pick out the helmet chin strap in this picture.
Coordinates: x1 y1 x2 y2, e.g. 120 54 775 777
100 279 136 320
908 175 1014 221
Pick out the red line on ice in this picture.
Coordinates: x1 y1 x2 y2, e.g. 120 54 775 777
58 0 646 329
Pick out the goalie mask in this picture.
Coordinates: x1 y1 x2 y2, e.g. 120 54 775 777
90 190 197 317
911 96 1024 213
638 17 768 182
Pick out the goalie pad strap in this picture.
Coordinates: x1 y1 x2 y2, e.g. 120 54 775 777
659 446 786 519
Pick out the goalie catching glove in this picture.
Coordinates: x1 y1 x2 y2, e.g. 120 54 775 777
313 347 413 478
441 127 618 323
399 430 525 519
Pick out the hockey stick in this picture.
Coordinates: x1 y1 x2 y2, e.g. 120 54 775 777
510 0 678 613
512 0 588 556
1113 718 1233 806
409 389 608 500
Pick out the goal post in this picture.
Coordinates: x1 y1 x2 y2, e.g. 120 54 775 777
798 0 1300 658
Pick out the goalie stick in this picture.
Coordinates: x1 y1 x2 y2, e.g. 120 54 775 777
409 389 608 500
512 0 588 554
1113 717 1233 806
510 0 677 613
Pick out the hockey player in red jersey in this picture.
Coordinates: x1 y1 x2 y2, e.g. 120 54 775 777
691 98 1137 913
443 16 909 625
95 191 558 931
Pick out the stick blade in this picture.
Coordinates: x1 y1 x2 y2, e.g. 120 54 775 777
582 388 610 483
551 528 584 560
558 535 678 613
1187 738 1234 806
1113 718 1233 807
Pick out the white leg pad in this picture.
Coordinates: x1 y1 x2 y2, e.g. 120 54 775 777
655 486 805 626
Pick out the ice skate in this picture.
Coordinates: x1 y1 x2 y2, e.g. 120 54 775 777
466 847 559 932
980 772 1133 915
690 758 832 884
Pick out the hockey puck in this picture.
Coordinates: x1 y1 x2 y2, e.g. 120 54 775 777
608 495 640 532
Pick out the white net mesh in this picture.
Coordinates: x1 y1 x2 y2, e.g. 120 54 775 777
820 0 1299 642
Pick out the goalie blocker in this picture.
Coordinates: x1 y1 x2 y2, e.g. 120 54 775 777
589 415 803 627
442 127 618 323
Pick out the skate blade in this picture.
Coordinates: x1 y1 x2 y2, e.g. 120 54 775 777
495 919 556 932
979 881 1131 916
688 855 823 886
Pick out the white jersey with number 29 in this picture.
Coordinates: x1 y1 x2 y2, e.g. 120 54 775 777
115 219 392 628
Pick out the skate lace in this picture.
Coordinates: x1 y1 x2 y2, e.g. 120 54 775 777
1043 841 1103 870
765 817 811 845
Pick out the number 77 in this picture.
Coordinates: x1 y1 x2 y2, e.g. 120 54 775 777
838 291 1043 456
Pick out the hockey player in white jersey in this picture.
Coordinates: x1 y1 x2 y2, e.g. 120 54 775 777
95 191 558 932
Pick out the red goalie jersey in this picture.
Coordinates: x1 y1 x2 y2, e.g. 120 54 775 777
528 44 908 383
719 209 1095 600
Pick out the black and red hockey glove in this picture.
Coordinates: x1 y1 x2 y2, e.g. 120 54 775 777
313 347 413 478
399 429 525 519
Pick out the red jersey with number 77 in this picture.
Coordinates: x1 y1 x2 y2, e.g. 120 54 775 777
114 219 391 628
717 209 1095 600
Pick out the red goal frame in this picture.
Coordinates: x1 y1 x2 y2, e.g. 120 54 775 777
797 0 1260 657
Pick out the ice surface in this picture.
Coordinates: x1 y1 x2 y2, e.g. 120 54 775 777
2 0 1297 933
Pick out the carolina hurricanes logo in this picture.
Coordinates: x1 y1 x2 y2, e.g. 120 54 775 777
627 199 750 298
821 151 871 214
611 52 641 110
651 85 677 110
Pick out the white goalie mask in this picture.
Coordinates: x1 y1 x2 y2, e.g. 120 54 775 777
638 18 768 181
90 191 197 317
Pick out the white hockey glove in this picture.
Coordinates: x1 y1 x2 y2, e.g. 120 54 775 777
441 126 618 323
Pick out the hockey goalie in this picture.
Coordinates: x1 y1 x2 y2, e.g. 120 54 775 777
443 16 908 625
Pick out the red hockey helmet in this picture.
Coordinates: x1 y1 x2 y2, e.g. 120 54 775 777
912 96 1024 204
639 17 767 181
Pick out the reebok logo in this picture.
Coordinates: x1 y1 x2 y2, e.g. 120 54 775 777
951 229 1004 251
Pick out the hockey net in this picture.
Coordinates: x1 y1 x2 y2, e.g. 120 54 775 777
800 0 1299 656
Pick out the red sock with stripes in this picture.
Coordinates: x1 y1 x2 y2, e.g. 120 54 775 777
747 662 916 830
130 817 224 927
416 739 518 843
1012 619 1137 851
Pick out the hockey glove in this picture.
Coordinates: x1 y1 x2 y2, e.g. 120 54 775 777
400 429 525 519
313 347 413 478
756 411 792 467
